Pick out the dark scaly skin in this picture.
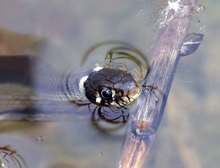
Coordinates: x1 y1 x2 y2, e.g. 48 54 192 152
84 68 141 107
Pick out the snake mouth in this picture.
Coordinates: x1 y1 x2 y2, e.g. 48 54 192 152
108 86 141 107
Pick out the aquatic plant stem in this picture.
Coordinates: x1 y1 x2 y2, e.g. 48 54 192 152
118 0 200 167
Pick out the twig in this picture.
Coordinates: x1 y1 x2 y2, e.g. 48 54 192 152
118 0 200 167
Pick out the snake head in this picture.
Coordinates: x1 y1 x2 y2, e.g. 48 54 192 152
83 66 141 107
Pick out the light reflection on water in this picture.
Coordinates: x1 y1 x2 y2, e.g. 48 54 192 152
0 0 220 168
0 0 154 167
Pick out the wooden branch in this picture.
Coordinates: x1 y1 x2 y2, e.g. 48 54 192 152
118 0 200 167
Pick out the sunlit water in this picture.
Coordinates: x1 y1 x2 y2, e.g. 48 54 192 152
0 0 219 168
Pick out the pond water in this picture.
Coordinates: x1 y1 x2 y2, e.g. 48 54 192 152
0 0 219 168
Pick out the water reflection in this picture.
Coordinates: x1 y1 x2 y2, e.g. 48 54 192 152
0 1 153 168
81 41 149 82
44 160 77 168
64 41 149 123
0 0 218 168
0 40 149 123
0 145 27 168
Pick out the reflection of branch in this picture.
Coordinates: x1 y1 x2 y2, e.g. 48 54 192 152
0 145 16 155
0 145 27 168
119 0 200 167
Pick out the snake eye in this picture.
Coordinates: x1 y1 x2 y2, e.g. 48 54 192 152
99 86 112 100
